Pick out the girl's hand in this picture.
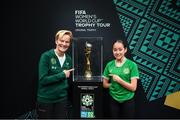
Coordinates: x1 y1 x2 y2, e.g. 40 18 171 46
109 74 120 82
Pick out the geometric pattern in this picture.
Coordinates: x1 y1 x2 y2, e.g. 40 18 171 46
113 0 180 101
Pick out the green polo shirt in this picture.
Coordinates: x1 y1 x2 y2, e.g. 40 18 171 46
37 49 72 103
103 58 139 103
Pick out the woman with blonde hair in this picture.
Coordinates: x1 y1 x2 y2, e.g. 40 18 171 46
37 30 74 118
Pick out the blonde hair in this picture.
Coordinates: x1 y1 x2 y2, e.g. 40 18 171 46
55 30 73 41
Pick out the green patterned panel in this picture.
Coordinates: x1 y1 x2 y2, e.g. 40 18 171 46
158 0 180 21
139 72 153 93
114 0 180 101
156 29 179 52
118 14 133 36
114 0 145 16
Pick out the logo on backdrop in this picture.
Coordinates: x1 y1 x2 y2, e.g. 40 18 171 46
74 10 111 32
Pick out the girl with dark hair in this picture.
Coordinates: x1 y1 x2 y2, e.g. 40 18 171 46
103 40 139 118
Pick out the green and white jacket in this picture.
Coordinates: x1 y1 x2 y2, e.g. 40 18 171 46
37 49 72 103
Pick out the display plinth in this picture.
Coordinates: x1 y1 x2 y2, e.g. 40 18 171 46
72 37 103 118
72 80 103 118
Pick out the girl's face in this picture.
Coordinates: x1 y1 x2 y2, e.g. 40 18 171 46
55 34 71 54
113 42 127 61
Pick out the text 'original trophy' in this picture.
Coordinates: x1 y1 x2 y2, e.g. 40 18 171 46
84 42 92 80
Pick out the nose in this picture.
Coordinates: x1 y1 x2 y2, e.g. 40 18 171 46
116 50 121 54
117 51 122 56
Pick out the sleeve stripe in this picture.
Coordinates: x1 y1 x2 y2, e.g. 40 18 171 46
131 76 139 79
102 76 109 80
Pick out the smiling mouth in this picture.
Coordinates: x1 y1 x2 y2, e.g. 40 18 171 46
117 54 122 56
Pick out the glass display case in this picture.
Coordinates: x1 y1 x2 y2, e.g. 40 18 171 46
72 37 103 82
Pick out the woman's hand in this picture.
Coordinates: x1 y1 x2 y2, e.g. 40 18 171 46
63 68 74 78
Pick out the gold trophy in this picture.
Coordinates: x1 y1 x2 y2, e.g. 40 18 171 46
84 41 92 80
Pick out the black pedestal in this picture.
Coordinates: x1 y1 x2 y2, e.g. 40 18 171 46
72 80 103 118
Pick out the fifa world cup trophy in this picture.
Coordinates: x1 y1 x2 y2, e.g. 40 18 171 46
84 42 92 80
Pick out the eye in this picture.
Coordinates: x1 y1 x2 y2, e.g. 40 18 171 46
59 39 64 42
65 41 70 44
113 48 117 51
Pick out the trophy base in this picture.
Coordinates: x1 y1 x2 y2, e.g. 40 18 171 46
84 71 92 77
84 73 92 80
74 76 102 82
84 76 92 80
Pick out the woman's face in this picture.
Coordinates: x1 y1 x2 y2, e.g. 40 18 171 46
113 42 127 61
55 34 71 54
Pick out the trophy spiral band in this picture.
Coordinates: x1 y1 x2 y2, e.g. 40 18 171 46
84 42 92 80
